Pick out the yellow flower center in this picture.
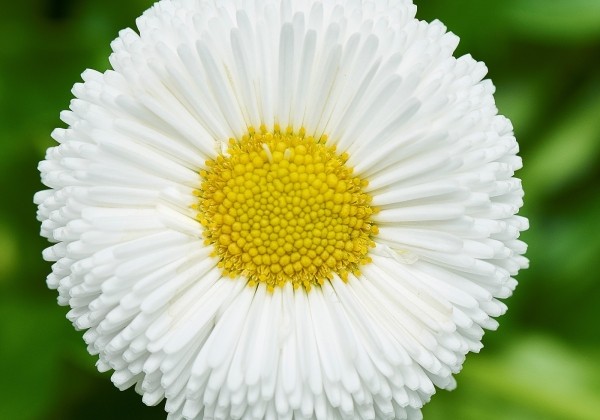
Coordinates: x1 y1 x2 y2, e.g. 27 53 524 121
197 126 378 291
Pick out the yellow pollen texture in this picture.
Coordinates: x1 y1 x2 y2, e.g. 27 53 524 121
196 126 378 291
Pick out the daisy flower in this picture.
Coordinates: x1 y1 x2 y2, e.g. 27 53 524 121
35 0 528 419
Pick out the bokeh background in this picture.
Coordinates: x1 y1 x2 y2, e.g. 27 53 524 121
1 0 599 419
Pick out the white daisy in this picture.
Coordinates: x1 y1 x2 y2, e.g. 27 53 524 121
35 0 528 419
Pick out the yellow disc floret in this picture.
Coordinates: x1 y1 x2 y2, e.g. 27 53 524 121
196 126 378 291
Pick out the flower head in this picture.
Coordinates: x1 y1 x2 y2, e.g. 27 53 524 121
35 0 528 418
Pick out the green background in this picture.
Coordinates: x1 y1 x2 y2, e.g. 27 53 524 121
1 0 599 419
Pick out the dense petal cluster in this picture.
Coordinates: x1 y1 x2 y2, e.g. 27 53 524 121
35 0 528 419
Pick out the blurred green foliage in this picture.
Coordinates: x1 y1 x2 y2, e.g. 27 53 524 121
0 0 599 419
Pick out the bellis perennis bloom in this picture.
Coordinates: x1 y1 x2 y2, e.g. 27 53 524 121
35 0 528 419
